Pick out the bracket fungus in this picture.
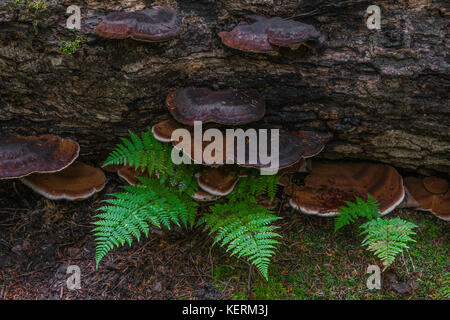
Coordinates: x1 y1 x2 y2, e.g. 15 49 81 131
219 15 320 53
227 129 324 170
196 167 240 196
277 159 311 187
218 16 275 53
117 165 151 185
403 176 450 221
266 18 321 49
171 125 229 165
192 189 221 202
94 7 180 42
423 176 449 194
21 161 105 201
287 161 405 217
152 119 187 143
166 87 265 126
0 134 79 180
170 126 324 170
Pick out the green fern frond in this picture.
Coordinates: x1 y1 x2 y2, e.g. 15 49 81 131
228 171 279 203
93 177 198 268
103 127 175 178
199 199 282 280
334 195 380 232
360 218 417 271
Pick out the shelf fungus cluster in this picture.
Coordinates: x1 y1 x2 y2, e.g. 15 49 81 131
0 134 105 200
285 161 405 217
219 15 321 53
148 86 326 203
94 7 180 42
403 176 450 221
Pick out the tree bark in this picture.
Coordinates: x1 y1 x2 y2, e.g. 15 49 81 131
0 0 449 174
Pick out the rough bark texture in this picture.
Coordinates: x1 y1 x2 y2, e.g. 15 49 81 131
0 0 449 174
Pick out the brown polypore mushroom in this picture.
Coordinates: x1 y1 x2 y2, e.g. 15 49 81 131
94 8 180 42
287 161 405 217
218 16 275 53
403 176 450 221
266 18 321 49
102 163 119 173
196 167 240 196
171 126 324 170
276 159 311 187
423 176 449 194
433 193 450 221
117 165 151 185
192 189 221 202
152 119 187 142
166 87 265 126
219 15 320 53
21 161 105 201
0 134 79 180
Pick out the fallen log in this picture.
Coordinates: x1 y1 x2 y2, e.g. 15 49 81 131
0 0 448 173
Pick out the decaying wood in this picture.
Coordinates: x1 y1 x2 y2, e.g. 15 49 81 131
0 0 448 173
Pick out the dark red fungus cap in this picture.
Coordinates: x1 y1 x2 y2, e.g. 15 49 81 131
166 87 265 126
219 15 320 53
226 129 324 169
267 18 320 48
423 176 449 194
218 16 275 53
0 134 79 180
172 126 324 169
192 189 221 202
404 176 450 221
172 127 228 166
94 8 180 42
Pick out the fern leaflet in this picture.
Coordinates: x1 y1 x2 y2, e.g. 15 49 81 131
360 218 417 271
334 195 380 232
199 199 282 280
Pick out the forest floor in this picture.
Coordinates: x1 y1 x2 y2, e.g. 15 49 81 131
0 172 448 300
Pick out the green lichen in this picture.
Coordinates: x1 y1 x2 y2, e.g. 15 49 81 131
59 34 87 55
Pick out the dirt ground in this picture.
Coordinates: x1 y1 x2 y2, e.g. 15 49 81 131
0 172 229 300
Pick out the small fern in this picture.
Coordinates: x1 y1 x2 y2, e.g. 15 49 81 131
199 199 282 280
334 195 380 232
360 218 417 271
94 177 197 268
